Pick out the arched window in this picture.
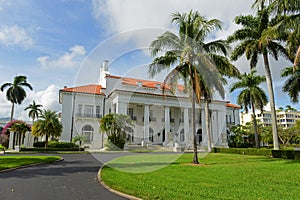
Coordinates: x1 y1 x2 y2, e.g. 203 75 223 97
196 129 202 144
180 129 185 142
149 127 154 142
82 125 94 143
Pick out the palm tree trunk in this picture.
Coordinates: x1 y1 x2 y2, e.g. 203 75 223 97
251 102 259 148
192 92 199 164
10 103 15 122
45 135 48 148
205 100 212 152
263 53 279 150
294 45 300 71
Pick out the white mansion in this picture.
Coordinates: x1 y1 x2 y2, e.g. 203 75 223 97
59 61 240 150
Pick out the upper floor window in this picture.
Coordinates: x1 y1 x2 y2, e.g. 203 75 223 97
85 105 93 117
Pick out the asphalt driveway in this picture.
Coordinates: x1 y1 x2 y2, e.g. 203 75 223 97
0 153 127 200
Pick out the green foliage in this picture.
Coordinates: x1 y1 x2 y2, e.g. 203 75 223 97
21 147 84 152
100 113 134 150
213 147 273 157
24 100 43 123
0 75 33 121
32 109 62 148
272 150 300 160
33 141 78 149
0 144 4 150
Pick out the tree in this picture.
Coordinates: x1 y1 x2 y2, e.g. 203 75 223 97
72 134 87 151
24 100 43 124
281 67 300 103
100 113 134 150
230 70 268 148
149 10 225 163
32 109 62 148
253 0 300 70
1 75 33 121
227 6 290 150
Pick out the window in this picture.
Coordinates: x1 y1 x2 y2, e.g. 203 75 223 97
96 106 101 118
82 125 94 143
84 105 93 117
127 108 134 119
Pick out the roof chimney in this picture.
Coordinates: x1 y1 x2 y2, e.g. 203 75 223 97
103 60 109 71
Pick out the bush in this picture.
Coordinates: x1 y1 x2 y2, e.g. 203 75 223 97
213 148 272 157
21 147 84 152
33 141 79 148
0 144 4 150
48 141 78 148
33 141 46 147
272 150 300 160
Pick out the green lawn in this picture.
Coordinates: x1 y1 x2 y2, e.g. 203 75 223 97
101 153 300 200
0 156 61 171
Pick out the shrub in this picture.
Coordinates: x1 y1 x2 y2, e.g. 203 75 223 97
21 147 84 152
0 144 4 150
48 141 78 148
213 148 272 157
272 150 300 160
33 141 46 147
33 141 79 149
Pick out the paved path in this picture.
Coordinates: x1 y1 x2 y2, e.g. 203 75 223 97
0 154 127 200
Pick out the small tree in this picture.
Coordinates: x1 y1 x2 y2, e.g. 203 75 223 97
100 113 134 150
72 134 87 151
32 109 62 148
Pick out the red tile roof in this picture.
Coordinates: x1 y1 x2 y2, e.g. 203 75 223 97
226 103 241 109
61 85 104 95
108 75 182 91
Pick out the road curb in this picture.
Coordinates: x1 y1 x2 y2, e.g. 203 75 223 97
97 165 142 200
0 157 64 173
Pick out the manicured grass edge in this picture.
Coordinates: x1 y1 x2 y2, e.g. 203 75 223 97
97 164 142 200
0 156 64 173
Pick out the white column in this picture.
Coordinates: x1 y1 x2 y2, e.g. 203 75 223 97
143 105 149 145
164 106 170 145
8 131 14 149
184 108 189 144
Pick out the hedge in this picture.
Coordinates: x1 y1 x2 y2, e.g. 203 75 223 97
213 148 272 157
213 148 300 160
33 141 79 148
21 147 84 152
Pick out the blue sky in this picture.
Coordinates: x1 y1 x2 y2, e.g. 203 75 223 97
0 0 297 121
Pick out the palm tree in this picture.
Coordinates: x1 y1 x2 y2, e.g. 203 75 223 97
227 6 289 150
24 100 43 124
281 67 300 103
253 0 300 70
230 70 268 148
1 75 33 121
32 109 62 148
72 134 87 151
149 10 225 163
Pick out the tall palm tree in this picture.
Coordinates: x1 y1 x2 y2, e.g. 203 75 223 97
1 75 33 121
253 0 300 70
227 6 290 150
281 67 300 103
32 109 62 148
230 70 268 148
149 10 225 163
24 100 43 124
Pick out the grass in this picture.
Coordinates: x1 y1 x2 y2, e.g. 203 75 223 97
0 155 61 171
101 153 300 200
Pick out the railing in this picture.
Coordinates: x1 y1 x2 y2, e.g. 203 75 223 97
75 113 102 118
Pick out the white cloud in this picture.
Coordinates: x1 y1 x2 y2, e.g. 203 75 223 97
0 84 61 123
0 25 34 48
36 45 86 69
